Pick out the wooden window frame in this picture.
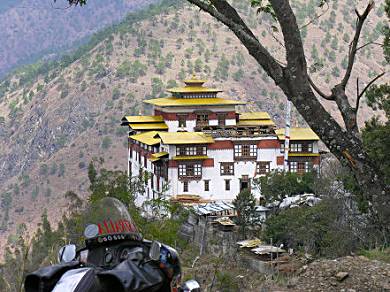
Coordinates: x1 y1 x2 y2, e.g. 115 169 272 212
225 179 231 191
217 113 226 126
178 162 202 180
204 180 210 192
220 162 234 175
234 143 257 160
176 145 207 156
256 161 271 175
183 181 189 192
178 114 187 128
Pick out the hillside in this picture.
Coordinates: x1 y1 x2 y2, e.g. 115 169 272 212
0 0 387 254
0 0 156 77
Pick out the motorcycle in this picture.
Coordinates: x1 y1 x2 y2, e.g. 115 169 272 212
24 197 200 292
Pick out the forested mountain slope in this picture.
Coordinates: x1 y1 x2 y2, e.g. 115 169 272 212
0 0 386 255
0 0 155 77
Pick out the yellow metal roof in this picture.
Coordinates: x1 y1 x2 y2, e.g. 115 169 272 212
149 151 169 162
239 112 271 120
167 86 222 93
157 132 214 145
130 131 160 146
173 155 209 160
237 120 275 127
129 123 168 130
144 97 245 107
288 153 320 157
275 128 320 141
122 115 163 123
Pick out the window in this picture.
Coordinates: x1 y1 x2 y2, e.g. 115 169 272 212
305 161 312 173
290 143 302 152
183 181 189 192
220 162 234 175
178 163 202 179
176 146 207 156
217 114 226 126
129 147 133 158
178 114 187 128
196 114 209 126
225 179 231 191
257 162 270 174
234 144 257 159
144 156 147 168
204 180 210 191
150 174 154 189
280 143 284 153
289 161 298 173
307 143 313 152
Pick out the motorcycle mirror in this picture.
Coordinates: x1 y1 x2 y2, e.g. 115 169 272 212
149 241 161 261
58 244 76 263
181 279 201 292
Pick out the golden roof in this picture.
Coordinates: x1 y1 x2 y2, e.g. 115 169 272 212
157 132 214 145
168 75 222 93
237 120 275 127
129 123 168 130
239 112 271 120
144 97 245 107
167 86 222 93
173 155 209 160
121 115 163 123
275 128 320 141
129 131 160 146
149 151 169 162
288 153 320 157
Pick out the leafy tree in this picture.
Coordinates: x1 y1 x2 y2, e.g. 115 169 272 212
257 171 315 203
232 189 259 237
181 0 390 233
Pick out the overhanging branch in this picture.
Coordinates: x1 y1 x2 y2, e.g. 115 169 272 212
341 1 375 88
355 72 385 112
187 0 284 84
308 76 334 100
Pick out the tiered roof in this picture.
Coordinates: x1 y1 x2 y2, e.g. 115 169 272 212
145 76 245 107
275 128 320 140
129 131 214 146
237 112 275 127
121 115 168 131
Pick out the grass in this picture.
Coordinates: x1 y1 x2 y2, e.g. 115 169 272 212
359 248 390 263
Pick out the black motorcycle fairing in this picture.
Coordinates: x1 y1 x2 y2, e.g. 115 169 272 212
86 241 148 268
97 258 170 292
24 261 81 292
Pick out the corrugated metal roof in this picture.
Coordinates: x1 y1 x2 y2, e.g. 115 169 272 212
288 153 320 157
149 151 169 162
239 112 271 120
192 201 235 215
275 128 320 141
173 155 209 160
167 86 222 93
129 123 168 130
144 97 245 107
122 115 163 123
129 131 160 146
157 132 214 145
237 120 275 127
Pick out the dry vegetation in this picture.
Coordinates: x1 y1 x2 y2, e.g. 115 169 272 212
0 0 386 256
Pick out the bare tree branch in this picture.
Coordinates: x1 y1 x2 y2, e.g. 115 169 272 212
356 41 384 52
308 76 334 100
187 0 285 84
341 1 375 88
299 2 329 30
355 72 385 112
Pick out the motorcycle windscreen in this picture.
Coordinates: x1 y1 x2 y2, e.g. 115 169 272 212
82 197 141 241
